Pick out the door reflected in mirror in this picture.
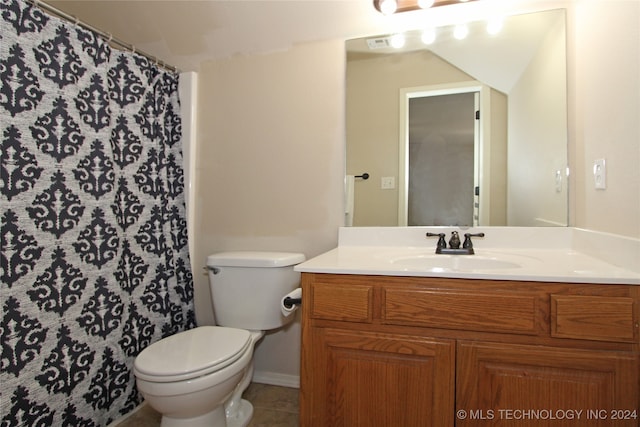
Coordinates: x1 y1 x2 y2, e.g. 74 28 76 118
346 9 568 227
405 91 476 226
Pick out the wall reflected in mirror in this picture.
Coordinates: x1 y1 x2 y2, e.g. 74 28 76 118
345 9 568 227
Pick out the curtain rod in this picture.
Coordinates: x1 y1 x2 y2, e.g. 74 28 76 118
29 0 180 74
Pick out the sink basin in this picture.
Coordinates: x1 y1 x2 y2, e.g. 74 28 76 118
388 254 522 271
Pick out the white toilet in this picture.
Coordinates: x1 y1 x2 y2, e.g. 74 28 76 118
133 251 305 427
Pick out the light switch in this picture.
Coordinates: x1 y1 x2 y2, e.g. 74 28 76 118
593 159 606 190
381 176 395 190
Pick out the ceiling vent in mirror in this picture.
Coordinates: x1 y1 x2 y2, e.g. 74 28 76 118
366 34 406 50
373 0 477 15
366 37 392 50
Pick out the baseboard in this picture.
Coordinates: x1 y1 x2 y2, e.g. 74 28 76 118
252 370 300 389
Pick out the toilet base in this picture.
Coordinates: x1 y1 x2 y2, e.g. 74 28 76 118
227 399 253 427
160 405 226 427
158 399 253 427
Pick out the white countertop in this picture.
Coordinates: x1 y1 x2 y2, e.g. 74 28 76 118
295 227 640 285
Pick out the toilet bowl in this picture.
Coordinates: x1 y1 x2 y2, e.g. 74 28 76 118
133 252 305 427
134 327 261 427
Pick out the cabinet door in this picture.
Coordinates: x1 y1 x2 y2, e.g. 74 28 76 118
456 341 639 426
302 329 455 427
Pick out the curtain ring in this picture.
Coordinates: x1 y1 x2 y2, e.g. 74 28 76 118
74 15 80 26
107 33 113 44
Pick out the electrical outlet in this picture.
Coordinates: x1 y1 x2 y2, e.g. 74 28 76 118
381 176 395 190
593 159 606 190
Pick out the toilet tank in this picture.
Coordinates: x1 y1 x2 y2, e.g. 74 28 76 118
206 251 305 330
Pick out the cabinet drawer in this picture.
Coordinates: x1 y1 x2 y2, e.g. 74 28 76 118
384 288 543 335
311 282 372 323
551 295 638 343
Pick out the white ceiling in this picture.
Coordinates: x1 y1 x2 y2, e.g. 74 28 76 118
47 0 389 71
41 0 572 93
45 0 563 73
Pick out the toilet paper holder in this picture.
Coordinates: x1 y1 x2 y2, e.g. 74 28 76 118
283 296 301 309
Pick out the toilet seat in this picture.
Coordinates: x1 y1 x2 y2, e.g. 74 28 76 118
133 326 252 383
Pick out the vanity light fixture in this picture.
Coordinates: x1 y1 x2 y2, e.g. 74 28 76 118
453 23 469 39
486 16 504 35
421 27 437 44
390 33 406 48
373 0 477 15
376 0 398 15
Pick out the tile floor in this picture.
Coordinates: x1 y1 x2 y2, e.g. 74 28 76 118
116 383 299 427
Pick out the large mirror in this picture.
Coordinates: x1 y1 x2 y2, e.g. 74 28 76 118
345 9 568 227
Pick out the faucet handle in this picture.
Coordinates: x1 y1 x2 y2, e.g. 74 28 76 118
426 232 447 250
463 232 485 249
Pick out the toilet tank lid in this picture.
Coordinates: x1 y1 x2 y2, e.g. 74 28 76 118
207 251 306 268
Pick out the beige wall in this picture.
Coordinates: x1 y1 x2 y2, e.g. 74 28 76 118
194 40 345 382
192 0 639 382
571 0 640 237
488 89 508 225
508 11 568 226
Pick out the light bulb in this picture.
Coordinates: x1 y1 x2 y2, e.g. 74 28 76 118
421 28 436 45
486 17 503 35
390 33 406 48
379 0 397 15
418 0 435 8
453 24 469 40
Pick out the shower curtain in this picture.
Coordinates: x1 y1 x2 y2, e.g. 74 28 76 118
0 0 195 425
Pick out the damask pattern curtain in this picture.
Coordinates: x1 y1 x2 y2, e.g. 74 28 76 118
0 0 195 425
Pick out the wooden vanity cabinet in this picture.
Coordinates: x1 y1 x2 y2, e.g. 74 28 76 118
305 328 454 426
300 273 640 427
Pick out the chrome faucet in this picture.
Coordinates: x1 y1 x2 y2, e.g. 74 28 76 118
426 231 485 255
